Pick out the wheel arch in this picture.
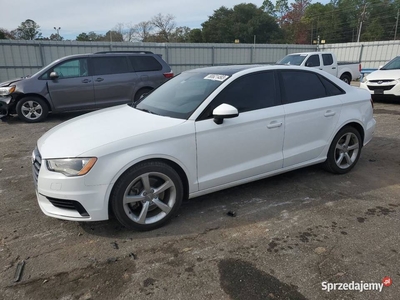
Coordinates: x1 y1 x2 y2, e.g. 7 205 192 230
107 157 190 218
331 121 365 146
134 86 154 100
15 93 52 112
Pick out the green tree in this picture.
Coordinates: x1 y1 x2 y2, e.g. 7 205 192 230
104 30 124 42
0 28 14 39
15 19 42 40
202 4 281 43
189 29 203 43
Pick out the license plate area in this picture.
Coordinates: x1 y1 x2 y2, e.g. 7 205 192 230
374 89 384 95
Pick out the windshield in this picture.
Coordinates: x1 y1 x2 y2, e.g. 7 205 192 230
381 56 400 70
134 72 229 119
276 54 307 66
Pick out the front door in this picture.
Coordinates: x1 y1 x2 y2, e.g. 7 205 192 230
195 71 284 191
47 58 95 111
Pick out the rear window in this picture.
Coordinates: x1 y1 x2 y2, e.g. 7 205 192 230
129 56 162 72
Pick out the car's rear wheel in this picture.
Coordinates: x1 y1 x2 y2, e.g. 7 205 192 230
110 161 183 230
340 74 351 84
134 88 153 102
324 126 362 174
16 97 49 123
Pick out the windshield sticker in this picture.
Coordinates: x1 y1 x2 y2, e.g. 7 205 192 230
204 74 229 81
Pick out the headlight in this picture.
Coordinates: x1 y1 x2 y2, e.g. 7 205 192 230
46 158 97 176
362 76 368 83
0 86 16 96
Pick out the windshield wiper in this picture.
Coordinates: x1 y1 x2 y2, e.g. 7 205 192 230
135 107 159 115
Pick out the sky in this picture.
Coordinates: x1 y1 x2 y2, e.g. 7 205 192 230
2 0 327 40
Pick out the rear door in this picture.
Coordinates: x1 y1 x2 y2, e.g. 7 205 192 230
128 55 167 88
46 58 95 111
91 56 138 108
321 53 337 77
278 70 344 167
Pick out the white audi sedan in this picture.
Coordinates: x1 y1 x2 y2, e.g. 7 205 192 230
32 65 376 230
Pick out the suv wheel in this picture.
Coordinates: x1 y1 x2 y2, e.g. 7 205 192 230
16 97 49 123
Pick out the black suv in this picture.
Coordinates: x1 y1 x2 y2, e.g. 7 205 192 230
0 51 173 122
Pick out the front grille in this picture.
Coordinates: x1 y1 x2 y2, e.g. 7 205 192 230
46 197 89 217
32 147 42 188
368 80 393 83
367 85 395 91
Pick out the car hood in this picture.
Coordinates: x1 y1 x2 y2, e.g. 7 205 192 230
366 69 400 81
38 105 186 158
0 78 24 87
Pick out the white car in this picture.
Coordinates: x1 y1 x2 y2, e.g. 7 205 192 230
360 56 400 98
32 65 376 230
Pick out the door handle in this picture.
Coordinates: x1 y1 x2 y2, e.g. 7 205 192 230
319 68 323 70
95 78 104 82
82 79 91 83
332 67 336 69
324 110 336 117
267 121 283 129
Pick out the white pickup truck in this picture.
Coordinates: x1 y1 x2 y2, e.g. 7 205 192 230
277 52 361 84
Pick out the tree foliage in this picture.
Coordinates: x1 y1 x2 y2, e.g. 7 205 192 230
15 19 42 40
202 4 282 43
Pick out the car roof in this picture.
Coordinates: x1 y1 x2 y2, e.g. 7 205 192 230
184 65 270 76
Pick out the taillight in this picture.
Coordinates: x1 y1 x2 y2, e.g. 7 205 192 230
359 63 362 72
163 72 174 79
370 98 374 109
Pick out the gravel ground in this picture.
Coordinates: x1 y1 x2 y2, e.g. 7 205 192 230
0 98 399 300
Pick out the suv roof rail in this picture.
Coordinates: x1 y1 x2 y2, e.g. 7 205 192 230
94 51 154 54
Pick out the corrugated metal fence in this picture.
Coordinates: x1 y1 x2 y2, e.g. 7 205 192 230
321 40 400 69
2 39 398 82
0 40 316 82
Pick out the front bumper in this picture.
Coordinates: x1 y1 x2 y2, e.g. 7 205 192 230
360 80 400 97
0 96 13 118
32 149 111 222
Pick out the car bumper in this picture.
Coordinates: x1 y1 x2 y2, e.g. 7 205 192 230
32 149 110 222
364 117 376 146
360 81 400 96
0 96 12 118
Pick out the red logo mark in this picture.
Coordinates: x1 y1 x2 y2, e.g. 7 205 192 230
382 277 393 287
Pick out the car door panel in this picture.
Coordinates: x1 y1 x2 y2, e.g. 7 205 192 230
47 58 95 111
279 69 343 167
195 106 285 190
282 97 342 167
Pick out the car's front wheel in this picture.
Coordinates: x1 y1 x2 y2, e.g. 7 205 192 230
110 161 183 230
324 126 362 174
16 97 49 123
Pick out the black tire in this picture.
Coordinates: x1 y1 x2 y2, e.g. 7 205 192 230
323 126 362 174
134 88 153 102
340 74 351 85
110 161 183 231
16 96 49 123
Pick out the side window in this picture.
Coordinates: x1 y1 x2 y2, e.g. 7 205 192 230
305 55 320 67
92 56 130 76
45 58 88 79
322 54 334 66
319 75 345 96
280 70 326 103
129 56 162 72
200 71 278 119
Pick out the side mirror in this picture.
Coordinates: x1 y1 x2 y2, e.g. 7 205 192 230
49 71 59 79
305 62 313 67
213 103 239 125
